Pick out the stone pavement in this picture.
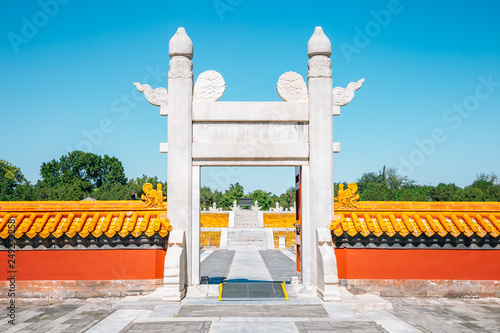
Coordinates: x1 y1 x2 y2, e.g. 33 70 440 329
2 249 500 332
2 295 500 332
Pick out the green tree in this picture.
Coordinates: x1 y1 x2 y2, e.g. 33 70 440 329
247 189 273 211
93 175 166 200
31 179 92 201
40 151 127 190
200 186 223 210
465 173 500 201
356 166 415 201
221 183 244 209
411 185 433 201
0 160 28 201
278 186 296 210
429 183 464 201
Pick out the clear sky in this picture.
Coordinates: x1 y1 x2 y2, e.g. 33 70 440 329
1 0 499 195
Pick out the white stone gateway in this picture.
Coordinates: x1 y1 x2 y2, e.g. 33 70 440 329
135 27 363 301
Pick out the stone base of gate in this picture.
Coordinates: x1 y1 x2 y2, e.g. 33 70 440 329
316 228 341 301
162 229 187 302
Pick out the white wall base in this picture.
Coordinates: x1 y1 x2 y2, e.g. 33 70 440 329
266 228 275 249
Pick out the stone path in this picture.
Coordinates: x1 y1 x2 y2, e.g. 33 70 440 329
200 249 296 283
200 250 235 284
3 296 500 332
4 249 500 332
259 250 297 282
225 249 273 282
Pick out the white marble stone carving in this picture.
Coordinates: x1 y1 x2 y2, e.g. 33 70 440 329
168 27 193 79
308 26 331 57
333 78 364 106
169 27 193 59
307 27 332 78
332 78 364 115
270 202 284 212
208 202 222 212
168 57 193 78
134 82 168 115
277 71 308 102
252 200 261 211
307 56 332 78
193 70 225 102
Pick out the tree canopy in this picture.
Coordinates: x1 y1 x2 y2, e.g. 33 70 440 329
1 157 499 204
0 160 28 201
40 151 126 189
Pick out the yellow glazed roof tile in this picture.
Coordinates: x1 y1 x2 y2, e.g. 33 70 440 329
330 201 500 239
0 201 170 240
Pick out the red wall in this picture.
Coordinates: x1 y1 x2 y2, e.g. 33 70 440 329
335 248 500 280
1 249 166 281
3 248 498 282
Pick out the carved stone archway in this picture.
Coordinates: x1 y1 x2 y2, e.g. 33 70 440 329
136 27 363 300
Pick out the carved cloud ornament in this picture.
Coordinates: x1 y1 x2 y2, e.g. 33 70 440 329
134 82 168 115
332 78 364 115
276 71 308 102
193 70 225 102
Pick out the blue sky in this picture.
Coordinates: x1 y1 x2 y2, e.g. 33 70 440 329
1 0 499 195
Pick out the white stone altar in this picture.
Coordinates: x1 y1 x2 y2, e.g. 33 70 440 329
135 26 363 301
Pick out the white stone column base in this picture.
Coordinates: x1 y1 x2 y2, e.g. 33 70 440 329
163 286 186 302
162 230 187 302
317 284 341 302
316 228 340 302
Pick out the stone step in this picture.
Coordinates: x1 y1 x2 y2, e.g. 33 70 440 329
234 210 259 228
226 228 268 250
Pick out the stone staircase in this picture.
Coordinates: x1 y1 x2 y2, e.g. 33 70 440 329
226 228 268 250
234 210 259 228
226 209 268 249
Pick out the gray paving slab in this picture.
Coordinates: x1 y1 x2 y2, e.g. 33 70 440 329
199 250 235 284
1 299 116 333
361 309 421 333
85 309 143 333
150 304 181 317
323 303 370 321
121 321 210 333
295 320 387 332
210 320 299 332
3 296 500 332
387 297 500 333
259 250 297 283
177 304 329 318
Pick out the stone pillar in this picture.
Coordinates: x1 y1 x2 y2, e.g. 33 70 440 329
167 28 194 285
306 27 333 287
191 165 200 286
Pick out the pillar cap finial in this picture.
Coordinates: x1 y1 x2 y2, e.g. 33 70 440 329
169 27 193 59
307 26 331 58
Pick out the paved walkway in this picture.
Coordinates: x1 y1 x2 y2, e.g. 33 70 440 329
201 249 296 283
3 296 500 332
225 249 273 282
2 249 500 332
